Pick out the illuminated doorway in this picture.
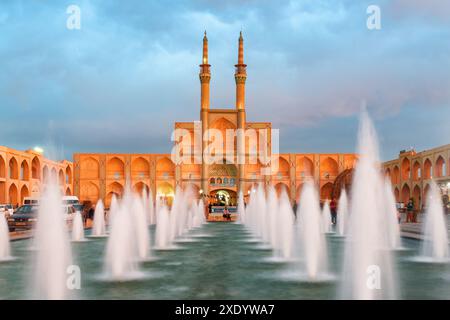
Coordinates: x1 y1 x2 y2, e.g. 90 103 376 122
209 189 237 206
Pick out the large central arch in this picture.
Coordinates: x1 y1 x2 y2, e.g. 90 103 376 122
80 157 99 179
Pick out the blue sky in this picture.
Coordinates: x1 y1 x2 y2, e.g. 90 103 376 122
0 0 449 161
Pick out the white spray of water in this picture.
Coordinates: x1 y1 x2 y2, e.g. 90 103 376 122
32 181 72 299
155 205 171 248
276 189 294 259
256 184 267 239
103 185 149 280
421 181 449 261
104 205 138 279
193 199 206 227
107 194 119 227
298 180 328 279
0 212 11 260
322 200 333 234
92 200 106 236
72 211 85 242
147 189 155 225
198 199 206 223
266 186 278 249
132 195 150 260
169 187 183 242
237 192 245 224
337 189 348 236
342 110 397 299
383 180 402 249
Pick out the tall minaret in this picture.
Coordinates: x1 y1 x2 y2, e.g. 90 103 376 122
235 31 247 194
199 31 211 196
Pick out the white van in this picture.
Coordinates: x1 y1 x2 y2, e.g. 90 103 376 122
62 196 80 206
23 196 80 206
23 197 40 206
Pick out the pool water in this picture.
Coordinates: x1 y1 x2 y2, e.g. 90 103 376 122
1 223 449 299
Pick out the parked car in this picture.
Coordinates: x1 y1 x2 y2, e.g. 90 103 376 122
7 205 39 231
7 204 75 231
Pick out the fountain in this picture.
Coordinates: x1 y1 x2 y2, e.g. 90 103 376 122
155 205 171 249
104 202 139 280
275 189 294 259
237 191 245 224
91 199 106 237
266 186 278 249
193 199 206 227
131 195 150 260
147 189 155 225
342 110 397 299
103 185 144 280
383 179 402 249
297 180 328 279
72 211 86 242
256 184 267 239
322 200 333 234
243 184 264 239
169 187 183 242
420 181 449 262
32 180 73 299
244 189 255 234
0 212 12 261
337 189 348 236
198 199 206 223
107 194 119 227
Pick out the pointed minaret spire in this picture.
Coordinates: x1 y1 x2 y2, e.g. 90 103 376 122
238 31 244 65
235 31 247 110
202 30 208 64
199 30 211 107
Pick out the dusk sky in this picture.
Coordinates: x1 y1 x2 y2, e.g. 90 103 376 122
1 0 449 161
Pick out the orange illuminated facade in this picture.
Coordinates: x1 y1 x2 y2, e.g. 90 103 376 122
74 33 357 206
0 146 73 206
383 144 450 209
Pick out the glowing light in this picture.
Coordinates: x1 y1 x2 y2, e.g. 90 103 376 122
33 146 44 154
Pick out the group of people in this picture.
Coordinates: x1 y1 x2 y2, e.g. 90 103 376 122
394 198 417 223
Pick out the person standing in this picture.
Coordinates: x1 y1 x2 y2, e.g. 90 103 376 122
330 198 337 225
406 199 414 223
88 204 95 221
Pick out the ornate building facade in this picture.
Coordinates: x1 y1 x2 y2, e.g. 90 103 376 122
74 33 357 206
383 144 450 210
0 146 73 206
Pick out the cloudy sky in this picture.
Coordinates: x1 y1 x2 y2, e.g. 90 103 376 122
0 0 449 161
